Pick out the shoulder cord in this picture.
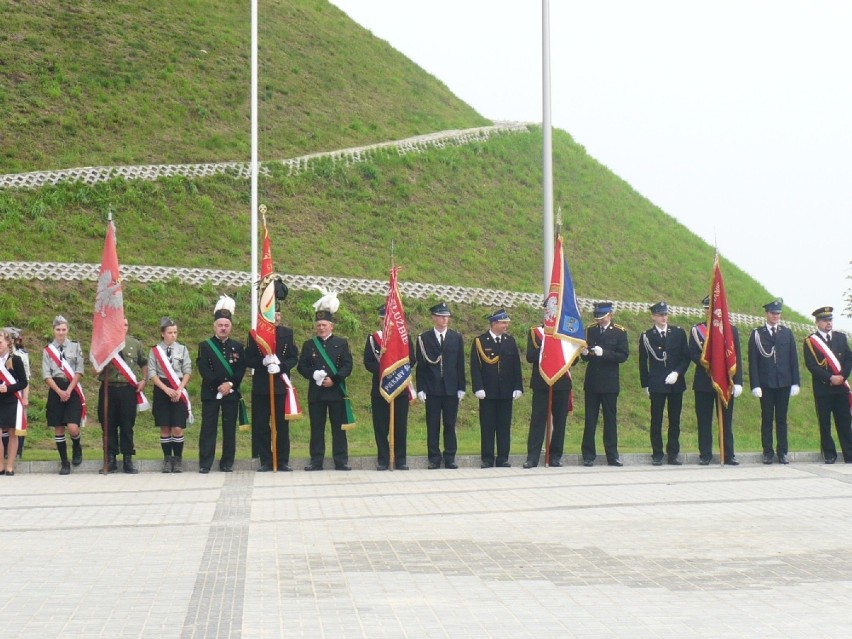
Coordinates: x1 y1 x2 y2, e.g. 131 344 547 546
642 332 667 363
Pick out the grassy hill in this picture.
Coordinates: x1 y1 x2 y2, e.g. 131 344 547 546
0 0 823 462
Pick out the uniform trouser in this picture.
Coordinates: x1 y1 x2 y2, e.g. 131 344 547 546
695 391 735 460
97 383 138 456
371 394 409 467
251 392 290 466
650 391 683 459
814 393 852 461
308 400 348 467
199 400 238 470
582 392 620 462
425 395 459 465
526 388 570 465
479 397 513 466
760 387 790 455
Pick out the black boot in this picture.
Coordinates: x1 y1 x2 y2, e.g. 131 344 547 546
123 454 139 474
171 456 183 473
99 454 118 474
162 456 172 473
71 438 83 466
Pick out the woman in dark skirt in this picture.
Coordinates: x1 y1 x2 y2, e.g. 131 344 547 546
0 328 28 475
1 326 29 461
42 315 85 475
147 317 192 473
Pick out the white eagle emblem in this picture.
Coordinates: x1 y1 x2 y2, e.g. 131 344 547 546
94 270 123 317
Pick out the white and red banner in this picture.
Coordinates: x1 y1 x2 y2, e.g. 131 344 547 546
90 219 125 373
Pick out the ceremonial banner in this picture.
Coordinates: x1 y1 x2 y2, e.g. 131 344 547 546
539 234 586 385
90 219 125 373
700 254 737 407
250 221 277 357
379 266 412 402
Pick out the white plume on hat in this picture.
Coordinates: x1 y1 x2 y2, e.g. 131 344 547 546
312 286 340 314
214 294 236 316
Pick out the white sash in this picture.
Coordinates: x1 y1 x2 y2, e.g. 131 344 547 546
0 363 26 433
111 353 150 411
153 345 193 423
45 344 87 426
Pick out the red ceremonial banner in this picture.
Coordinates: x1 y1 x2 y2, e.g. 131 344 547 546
379 266 412 402
700 254 737 407
90 219 125 373
251 222 277 357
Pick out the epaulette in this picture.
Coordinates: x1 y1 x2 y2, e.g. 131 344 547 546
612 323 626 331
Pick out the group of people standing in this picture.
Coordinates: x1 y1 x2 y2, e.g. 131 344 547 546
4 291 850 476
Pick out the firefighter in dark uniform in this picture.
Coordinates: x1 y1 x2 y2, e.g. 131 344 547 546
803 306 852 464
245 279 298 472
298 290 354 471
523 322 572 468
748 298 800 464
639 301 691 465
197 296 246 473
689 296 743 465
581 302 629 467
363 304 415 471
470 309 523 468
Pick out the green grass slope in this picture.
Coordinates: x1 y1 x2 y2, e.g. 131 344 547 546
0 0 487 172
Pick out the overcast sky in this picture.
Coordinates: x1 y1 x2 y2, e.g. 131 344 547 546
329 0 852 329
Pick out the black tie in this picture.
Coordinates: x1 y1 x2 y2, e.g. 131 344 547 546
166 346 172 359
825 333 831 345
439 334 444 349
59 344 66 360
770 326 776 337
496 336 501 345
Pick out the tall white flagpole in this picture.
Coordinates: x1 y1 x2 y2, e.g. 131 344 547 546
250 0 259 330
542 0 554 295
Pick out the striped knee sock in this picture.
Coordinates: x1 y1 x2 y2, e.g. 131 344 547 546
55 436 68 462
171 435 184 459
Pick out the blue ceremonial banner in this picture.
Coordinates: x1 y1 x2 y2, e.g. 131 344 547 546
540 234 586 385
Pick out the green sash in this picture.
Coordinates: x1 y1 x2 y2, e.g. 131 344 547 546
312 336 356 430
205 338 249 427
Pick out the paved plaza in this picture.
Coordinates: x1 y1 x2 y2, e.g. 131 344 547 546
2 454 852 638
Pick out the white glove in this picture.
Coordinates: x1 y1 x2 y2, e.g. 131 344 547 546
457 390 466 401
592 346 603 357
266 364 280 375
752 387 762 398
643 387 650 397
733 384 743 398
417 391 427 403
512 390 522 400
474 390 486 400
262 354 280 366
581 347 589 356
790 384 800 397
665 371 679 385
313 370 327 386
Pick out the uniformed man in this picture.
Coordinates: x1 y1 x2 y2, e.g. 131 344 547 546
297 290 354 471
97 318 147 474
748 298 800 464
803 306 852 464
523 318 572 469
245 279 299 472
43 315 86 475
689 296 743 465
580 302 629 467
197 296 246 473
415 302 466 469
363 304 415 471
639 301 691 465
470 309 523 468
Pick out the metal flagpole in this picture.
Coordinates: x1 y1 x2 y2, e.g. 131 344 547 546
250 0 259 331
542 0 554 296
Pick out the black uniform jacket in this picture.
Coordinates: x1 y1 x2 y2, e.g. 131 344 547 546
803 331 852 397
688 323 743 392
197 337 246 402
581 323 629 394
638 325 690 393
415 329 465 397
470 331 523 399
297 334 353 402
748 325 800 390
526 327 571 391
0 355 28 407
245 327 299 396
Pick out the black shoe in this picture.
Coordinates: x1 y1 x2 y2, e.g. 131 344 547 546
172 457 183 473
4 470 14 476
59 461 71 475
427 462 440 469
199 467 210 474
377 464 389 471
304 464 323 471
445 461 459 469
825 457 837 465
122 455 138 474
496 462 512 468
778 454 789 465
395 464 409 471
699 457 711 466
257 464 273 472
106 455 118 473
652 457 663 466
162 457 173 473
220 465 233 473
549 460 562 468
279 464 293 472
762 453 773 464
583 459 594 467
71 448 83 466
480 462 493 469
724 457 740 466
335 464 352 471
608 458 623 467
522 461 536 469
668 456 682 466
